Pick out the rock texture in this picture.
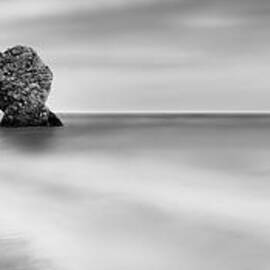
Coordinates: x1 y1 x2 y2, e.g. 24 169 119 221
0 45 62 127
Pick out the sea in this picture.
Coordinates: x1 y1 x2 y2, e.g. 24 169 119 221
0 113 270 270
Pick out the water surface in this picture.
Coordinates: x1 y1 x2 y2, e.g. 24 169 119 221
1 114 270 270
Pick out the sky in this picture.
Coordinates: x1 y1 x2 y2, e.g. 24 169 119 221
0 0 270 111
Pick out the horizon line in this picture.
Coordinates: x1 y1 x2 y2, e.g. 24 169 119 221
55 110 270 114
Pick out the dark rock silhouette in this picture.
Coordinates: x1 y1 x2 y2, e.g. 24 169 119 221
0 45 63 127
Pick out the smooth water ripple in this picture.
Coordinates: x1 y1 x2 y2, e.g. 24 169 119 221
0 114 270 270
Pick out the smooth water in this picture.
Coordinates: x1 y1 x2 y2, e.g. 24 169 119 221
1 114 270 270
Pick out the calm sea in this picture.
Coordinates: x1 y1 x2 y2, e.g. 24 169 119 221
1 113 270 270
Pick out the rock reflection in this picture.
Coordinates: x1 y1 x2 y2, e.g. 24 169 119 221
0 127 60 152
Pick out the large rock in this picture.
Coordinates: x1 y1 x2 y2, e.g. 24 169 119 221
0 45 63 127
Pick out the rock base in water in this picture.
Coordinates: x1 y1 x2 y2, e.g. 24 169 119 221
0 45 63 127
0 110 63 127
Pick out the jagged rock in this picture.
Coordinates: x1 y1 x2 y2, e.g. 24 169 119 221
0 45 63 127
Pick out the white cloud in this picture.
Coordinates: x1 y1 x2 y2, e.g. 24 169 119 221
0 0 161 22
173 14 246 29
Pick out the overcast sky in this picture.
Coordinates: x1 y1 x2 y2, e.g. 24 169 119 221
0 0 270 111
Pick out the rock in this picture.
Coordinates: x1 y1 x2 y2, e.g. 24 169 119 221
0 45 63 127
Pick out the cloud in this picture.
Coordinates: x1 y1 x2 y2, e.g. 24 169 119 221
179 15 246 28
0 0 162 22
1 0 270 110
2 0 269 52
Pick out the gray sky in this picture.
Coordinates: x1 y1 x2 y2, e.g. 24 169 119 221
0 0 270 111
